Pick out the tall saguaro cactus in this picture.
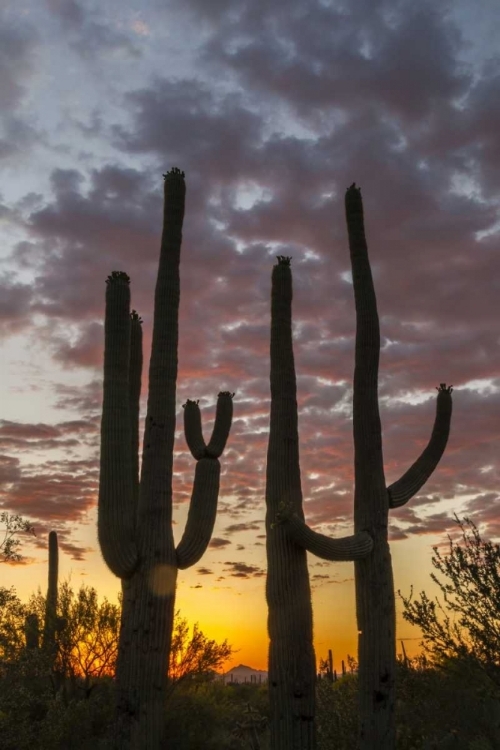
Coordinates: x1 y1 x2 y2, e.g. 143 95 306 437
98 168 233 750
279 186 452 749
266 256 373 750
347 185 452 749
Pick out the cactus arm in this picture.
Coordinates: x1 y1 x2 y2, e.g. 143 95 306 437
184 391 234 460
183 399 207 459
178 391 233 566
98 271 138 578
129 310 143 509
388 385 453 509
280 512 373 560
175 457 221 569
206 391 234 458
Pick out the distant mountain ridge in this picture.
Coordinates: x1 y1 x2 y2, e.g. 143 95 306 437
220 663 268 684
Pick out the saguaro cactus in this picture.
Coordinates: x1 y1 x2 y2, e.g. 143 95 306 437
24 530 63 662
347 185 452 749
266 256 373 750
24 613 40 650
98 168 233 749
42 530 59 655
279 186 452 749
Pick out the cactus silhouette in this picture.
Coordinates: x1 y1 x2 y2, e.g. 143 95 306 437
98 168 233 749
24 612 39 650
42 530 59 655
24 530 64 664
266 256 373 749
278 186 452 749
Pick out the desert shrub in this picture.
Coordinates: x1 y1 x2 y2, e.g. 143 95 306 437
164 680 269 750
396 656 500 749
0 662 114 750
316 673 359 750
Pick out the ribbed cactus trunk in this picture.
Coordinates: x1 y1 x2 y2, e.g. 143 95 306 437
98 169 233 750
266 258 374 750
347 184 397 748
266 257 316 750
345 185 453 749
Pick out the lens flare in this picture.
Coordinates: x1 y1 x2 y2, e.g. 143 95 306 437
148 564 177 597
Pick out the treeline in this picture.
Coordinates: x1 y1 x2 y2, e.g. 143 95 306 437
1 579 499 750
2 512 500 748
0 580 243 749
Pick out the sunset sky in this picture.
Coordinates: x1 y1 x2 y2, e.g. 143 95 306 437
1 0 499 673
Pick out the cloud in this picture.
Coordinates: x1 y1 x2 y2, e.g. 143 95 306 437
0 0 499 570
0 7 38 109
196 567 212 575
224 522 263 534
223 561 265 578
45 0 142 60
208 537 231 548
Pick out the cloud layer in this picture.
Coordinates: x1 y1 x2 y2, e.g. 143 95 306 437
0 0 499 579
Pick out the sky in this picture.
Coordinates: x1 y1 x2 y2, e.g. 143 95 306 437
0 0 499 673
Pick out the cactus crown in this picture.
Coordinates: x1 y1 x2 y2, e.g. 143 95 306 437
182 399 200 408
436 383 453 393
346 182 361 195
218 391 235 398
276 255 292 266
163 167 185 180
106 271 130 285
130 309 143 323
